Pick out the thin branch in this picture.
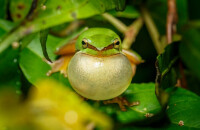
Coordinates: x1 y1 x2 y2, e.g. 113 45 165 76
166 0 178 44
141 7 163 54
102 13 143 49
102 13 128 33
50 21 84 37
0 26 28 53
166 0 188 89
122 18 143 49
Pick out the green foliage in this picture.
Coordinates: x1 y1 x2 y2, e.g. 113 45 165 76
156 43 179 90
0 0 8 19
0 19 20 90
109 5 140 19
179 29 200 80
0 0 125 53
40 29 51 62
9 0 32 22
19 34 71 88
0 47 20 90
167 87 200 129
118 83 162 123
89 83 162 124
0 0 200 129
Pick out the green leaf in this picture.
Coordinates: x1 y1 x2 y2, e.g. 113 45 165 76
0 47 21 92
0 0 8 19
19 34 71 88
96 83 162 124
114 0 126 11
0 20 16 32
120 88 200 129
40 29 52 62
156 43 179 90
118 83 162 123
108 6 140 19
9 0 33 22
0 20 16 39
121 124 192 130
0 0 122 53
0 20 21 92
20 33 37 50
179 29 200 80
176 0 188 26
185 70 200 96
167 87 200 128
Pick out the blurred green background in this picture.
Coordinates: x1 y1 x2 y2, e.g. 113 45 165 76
0 0 200 129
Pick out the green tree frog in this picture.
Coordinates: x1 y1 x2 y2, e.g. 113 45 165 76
47 28 142 108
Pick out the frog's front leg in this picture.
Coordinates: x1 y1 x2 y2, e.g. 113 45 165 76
46 54 74 77
122 49 144 75
103 97 140 111
46 41 76 77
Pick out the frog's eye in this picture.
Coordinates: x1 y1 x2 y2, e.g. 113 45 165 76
82 38 88 49
113 39 120 49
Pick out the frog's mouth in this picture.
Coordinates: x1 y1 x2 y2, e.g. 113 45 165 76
87 43 115 52
79 51 121 58
78 42 121 57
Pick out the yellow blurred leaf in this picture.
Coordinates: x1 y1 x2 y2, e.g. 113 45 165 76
0 79 112 130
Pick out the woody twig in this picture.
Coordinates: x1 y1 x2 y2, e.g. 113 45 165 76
102 13 143 49
166 0 178 44
166 0 187 88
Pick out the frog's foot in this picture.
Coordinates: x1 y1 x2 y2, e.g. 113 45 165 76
45 55 74 77
103 97 140 111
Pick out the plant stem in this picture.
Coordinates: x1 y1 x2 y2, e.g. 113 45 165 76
122 18 143 49
102 13 128 33
0 24 34 54
102 13 143 49
166 0 178 44
0 27 23 53
141 7 163 54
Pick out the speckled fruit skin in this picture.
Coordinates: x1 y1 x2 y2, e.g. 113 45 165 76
67 52 133 100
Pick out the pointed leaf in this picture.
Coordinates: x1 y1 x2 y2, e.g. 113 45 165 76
156 42 180 90
40 29 52 62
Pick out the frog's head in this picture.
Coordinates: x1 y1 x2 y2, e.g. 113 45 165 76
76 28 122 56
